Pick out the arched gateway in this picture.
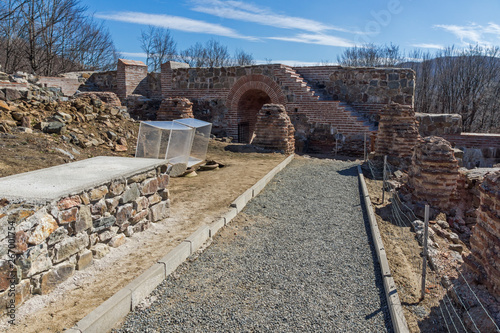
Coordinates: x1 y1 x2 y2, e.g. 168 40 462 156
226 75 287 142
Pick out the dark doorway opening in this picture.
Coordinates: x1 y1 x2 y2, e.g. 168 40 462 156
237 89 271 143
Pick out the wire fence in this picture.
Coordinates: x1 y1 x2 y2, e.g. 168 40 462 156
363 158 500 333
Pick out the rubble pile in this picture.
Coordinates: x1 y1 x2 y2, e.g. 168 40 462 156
0 90 138 156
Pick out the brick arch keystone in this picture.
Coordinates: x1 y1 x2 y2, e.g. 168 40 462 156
226 74 287 139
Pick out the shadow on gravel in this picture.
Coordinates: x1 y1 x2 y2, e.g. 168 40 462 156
357 173 395 333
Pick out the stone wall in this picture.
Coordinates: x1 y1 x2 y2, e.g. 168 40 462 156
294 66 415 105
0 165 171 310
408 136 460 211
117 59 148 100
465 170 500 297
84 71 118 94
375 103 420 164
252 104 295 154
416 113 462 137
157 97 194 121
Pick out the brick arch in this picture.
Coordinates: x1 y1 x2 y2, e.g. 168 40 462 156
226 75 287 141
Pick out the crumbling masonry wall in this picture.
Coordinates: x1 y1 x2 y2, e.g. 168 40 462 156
252 104 295 154
465 170 500 297
408 136 460 211
157 97 194 121
375 103 420 164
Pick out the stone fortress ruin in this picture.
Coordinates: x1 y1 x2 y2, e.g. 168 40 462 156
1 58 500 327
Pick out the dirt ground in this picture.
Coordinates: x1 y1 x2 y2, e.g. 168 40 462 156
0 140 286 333
364 176 466 333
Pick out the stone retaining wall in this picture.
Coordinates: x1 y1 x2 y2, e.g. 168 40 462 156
0 164 171 310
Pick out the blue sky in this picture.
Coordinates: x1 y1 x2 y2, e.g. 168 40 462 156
84 0 500 66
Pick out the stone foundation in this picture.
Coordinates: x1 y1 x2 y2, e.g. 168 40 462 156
0 159 171 310
375 103 420 165
465 170 500 297
408 136 459 211
252 104 295 154
157 97 194 121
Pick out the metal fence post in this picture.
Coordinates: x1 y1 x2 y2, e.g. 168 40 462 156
382 155 387 204
420 205 430 301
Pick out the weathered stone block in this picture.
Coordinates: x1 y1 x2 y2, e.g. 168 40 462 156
80 192 90 205
108 181 125 197
75 205 92 234
133 196 149 212
76 249 93 270
120 183 140 204
47 227 69 246
58 207 78 225
52 232 89 263
157 174 169 189
149 200 170 222
116 204 133 226
131 209 148 224
91 198 107 216
140 178 158 196
12 230 28 254
27 212 58 245
91 243 110 259
109 234 126 248
57 196 81 210
98 228 117 243
15 243 52 278
89 185 108 201
40 262 74 294
92 215 116 232
147 193 162 206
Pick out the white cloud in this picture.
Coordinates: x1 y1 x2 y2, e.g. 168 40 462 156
120 52 148 58
96 11 256 40
410 43 444 50
191 0 363 34
268 33 355 47
256 59 328 67
435 22 500 46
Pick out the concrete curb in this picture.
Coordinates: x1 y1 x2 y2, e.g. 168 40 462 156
70 154 295 332
357 165 409 333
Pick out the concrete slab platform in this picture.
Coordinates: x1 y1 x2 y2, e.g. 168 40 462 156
0 156 167 204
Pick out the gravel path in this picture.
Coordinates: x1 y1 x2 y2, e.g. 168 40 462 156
115 158 392 332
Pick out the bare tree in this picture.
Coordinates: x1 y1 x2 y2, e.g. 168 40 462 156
179 42 207 67
337 43 404 67
179 39 232 68
140 26 176 72
204 39 230 67
0 0 118 75
232 49 255 66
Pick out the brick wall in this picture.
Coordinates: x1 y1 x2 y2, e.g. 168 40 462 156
465 170 500 297
38 77 82 96
117 59 148 99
